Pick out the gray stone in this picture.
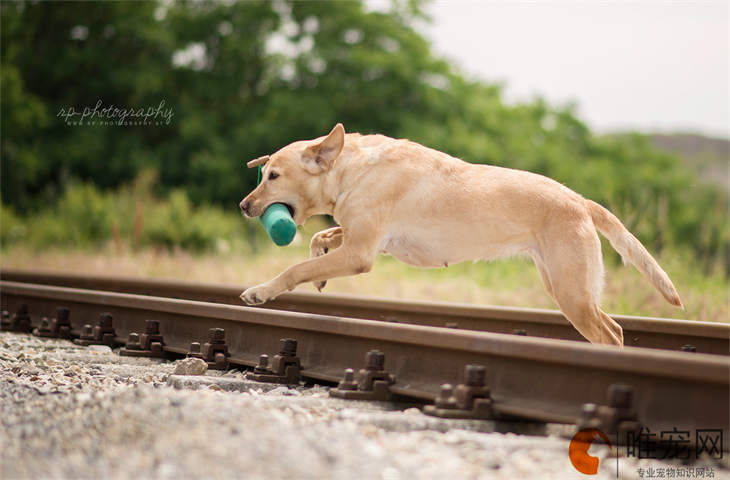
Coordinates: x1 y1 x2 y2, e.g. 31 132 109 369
166 374 282 393
172 357 208 375
87 345 112 354
269 386 302 396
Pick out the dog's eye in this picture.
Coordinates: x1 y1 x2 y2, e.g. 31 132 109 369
268 171 279 180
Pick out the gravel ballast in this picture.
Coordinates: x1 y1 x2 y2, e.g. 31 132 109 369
0 332 726 479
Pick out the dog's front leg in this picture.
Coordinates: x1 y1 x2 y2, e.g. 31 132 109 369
241 229 378 305
309 226 344 291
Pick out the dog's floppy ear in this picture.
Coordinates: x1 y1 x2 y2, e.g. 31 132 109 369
302 123 345 174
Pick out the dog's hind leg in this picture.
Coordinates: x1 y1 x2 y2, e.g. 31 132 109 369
539 223 623 346
309 226 344 291
531 253 555 299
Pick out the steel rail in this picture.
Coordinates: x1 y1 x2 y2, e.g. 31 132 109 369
1 280 728 448
2 269 727 355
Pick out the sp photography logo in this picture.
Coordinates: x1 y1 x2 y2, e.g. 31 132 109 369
569 428 612 475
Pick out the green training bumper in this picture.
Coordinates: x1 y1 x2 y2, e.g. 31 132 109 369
259 203 296 246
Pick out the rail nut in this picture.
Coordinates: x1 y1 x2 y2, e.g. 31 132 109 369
187 342 203 359
607 384 633 410
357 350 394 392
465 364 486 387
434 384 458 409
577 384 640 438
56 307 70 325
279 338 298 357
150 341 163 354
581 403 598 420
33 317 50 338
423 366 493 420
254 354 270 374
208 327 226 344
2 304 32 332
145 320 160 335
120 328 164 358
245 340 301 384
34 309 71 339
98 313 113 330
81 325 94 339
125 333 142 350
577 403 602 430
201 328 230 370
77 313 117 346
245 348 300 384
364 350 385 371
330 351 395 401
337 368 358 391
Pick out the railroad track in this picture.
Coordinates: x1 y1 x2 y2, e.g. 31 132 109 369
1 273 728 452
2 269 728 355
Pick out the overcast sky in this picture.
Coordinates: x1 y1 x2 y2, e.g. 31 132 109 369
422 1 729 138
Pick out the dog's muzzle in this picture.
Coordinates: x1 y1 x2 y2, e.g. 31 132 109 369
239 200 251 215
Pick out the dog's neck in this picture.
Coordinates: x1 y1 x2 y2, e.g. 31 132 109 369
325 133 380 220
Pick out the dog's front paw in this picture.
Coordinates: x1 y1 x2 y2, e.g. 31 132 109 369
314 280 327 292
240 284 276 306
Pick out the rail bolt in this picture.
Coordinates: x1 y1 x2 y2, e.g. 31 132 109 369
434 383 459 409
144 320 160 335
365 350 385 371
189 342 201 354
98 313 113 329
581 403 598 420
82 324 93 336
607 384 633 410
39 317 50 329
680 344 696 353
56 307 70 324
337 368 358 391
255 354 269 372
279 338 297 357
440 384 453 400
465 364 486 387
208 327 225 343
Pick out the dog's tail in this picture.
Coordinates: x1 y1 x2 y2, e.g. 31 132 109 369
586 199 683 308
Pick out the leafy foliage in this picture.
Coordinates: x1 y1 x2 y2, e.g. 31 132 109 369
1 0 726 268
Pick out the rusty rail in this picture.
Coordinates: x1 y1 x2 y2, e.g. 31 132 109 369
1 280 728 450
1 269 727 355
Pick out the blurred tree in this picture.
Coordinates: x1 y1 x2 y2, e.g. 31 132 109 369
0 0 726 268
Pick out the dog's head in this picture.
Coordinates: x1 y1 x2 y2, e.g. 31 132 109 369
239 123 345 225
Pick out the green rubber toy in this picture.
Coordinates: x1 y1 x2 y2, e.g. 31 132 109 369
259 203 296 246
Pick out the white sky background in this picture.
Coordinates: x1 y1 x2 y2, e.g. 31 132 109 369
421 1 729 138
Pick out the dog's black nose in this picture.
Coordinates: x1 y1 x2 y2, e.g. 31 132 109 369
239 200 250 213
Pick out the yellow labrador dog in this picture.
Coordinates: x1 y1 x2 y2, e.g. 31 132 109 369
239 124 682 345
